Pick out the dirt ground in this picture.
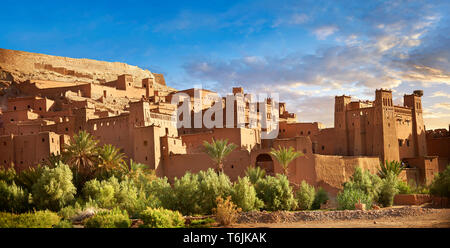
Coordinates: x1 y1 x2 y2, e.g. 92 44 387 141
232 208 450 228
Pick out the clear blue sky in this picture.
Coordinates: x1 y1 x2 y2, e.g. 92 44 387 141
1 0 449 128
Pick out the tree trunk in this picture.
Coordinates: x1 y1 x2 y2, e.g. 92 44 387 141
283 165 289 180
217 163 224 174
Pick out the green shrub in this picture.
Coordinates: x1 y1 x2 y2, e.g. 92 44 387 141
32 162 76 211
168 169 233 215
0 166 16 184
396 180 412 194
430 165 450 197
337 187 372 210
145 177 174 209
171 172 201 215
197 169 232 214
84 208 131 228
379 172 399 207
337 167 386 209
245 166 266 184
15 165 45 192
0 180 31 213
82 176 149 218
187 218 215 228
139 207 185 228
295 181 315 210
0 210 61 228
344 167 382 203
312 187 329 210
255 174 297 211
82 177 117 208
109 177 141 215
125 162 157 190
231 177 263 211
58 202 83 221
53 220 73 228
405 180 429 194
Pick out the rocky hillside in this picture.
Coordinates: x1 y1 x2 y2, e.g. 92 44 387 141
0 48 172 89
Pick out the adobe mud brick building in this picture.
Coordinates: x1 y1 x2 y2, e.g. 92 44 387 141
0 48 445 195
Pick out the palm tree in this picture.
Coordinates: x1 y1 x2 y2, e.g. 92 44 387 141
378 160 405 178
97 144 126 175
128 159 150 173
245 165 266 184
203 139 237 174
270 146 304 178
46 152 64 168
63 130 99 178
126 159 156 186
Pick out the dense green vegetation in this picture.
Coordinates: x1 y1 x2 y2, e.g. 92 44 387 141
139 207 185 228
430 165 450 198
84 208 131 228
0 131 445 228
0 211 61 228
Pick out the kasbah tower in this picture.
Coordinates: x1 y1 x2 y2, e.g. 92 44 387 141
0 48 448 196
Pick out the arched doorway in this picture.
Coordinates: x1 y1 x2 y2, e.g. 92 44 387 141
256 153 274 175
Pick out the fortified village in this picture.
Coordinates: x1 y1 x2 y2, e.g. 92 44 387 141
0 48 448 196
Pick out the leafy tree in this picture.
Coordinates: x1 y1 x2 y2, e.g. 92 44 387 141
203 139 237 173
197 169 233 214
15 165 45 192
171 172 201 215
0 166 16 184
312 187 329 210
255 174 297 211
82 176 149 218
270 146 303 179
32 162 76 211
296 181 315 210
145 177 173 209
430 164 450 197
344 167 382 203
0 180 31 213
231 177 263 211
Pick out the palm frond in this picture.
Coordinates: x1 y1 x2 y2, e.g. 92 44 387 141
270 146 304 176
378 160 405 178
203 139 237 173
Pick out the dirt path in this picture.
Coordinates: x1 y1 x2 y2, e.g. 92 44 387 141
233 208 450 228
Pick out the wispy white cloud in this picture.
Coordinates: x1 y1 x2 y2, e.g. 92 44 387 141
181 0 450 129
431 91 450 98
271 13 309 27
313 26 338 40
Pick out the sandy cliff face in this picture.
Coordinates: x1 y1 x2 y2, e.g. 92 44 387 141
0 48 169 88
